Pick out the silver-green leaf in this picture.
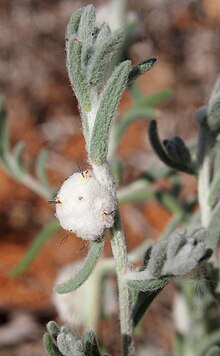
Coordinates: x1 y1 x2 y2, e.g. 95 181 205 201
55 239 104 294
89 60 131 165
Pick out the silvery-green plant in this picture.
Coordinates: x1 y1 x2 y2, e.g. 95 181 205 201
49 6 156 354
1 4 220 355
1 9 171 278
40 5 220 356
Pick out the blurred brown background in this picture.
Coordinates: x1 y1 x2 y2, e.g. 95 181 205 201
0 0 220 355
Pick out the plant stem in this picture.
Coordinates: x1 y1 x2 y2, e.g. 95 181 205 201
110 211 134 356
113 0 128 29
4 152 52 200
22 173 52 200
198 155 211 227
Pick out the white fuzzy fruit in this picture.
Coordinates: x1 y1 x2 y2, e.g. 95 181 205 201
55 169 116 240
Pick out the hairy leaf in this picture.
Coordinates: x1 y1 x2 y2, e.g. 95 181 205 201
207 76 220 132
87 30 124 87
43 333 63 356
82 329 101 356
57 332 79 356
128 58 157 84
148 120 196 175
163 136 192 165
66 38 91 112
47 321 60 340
147 240 167 277
207 92 220 133
89 60 131 164
55 239 104 293
207 201 220 250
162 229 207 276
132 289 165 327
78 5 95 70
66 7 84 38
93 23 111 49
127 276 169 292
208 172 220 207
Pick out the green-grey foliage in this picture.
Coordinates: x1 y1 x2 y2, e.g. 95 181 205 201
147 240 167 277
205 346 220 356
128 58 157 84
66 39 92 112
2 3 220 356
132 289 164 327
65 7 93 112
82 329 101 356
207 201 220 250
47 321 60 340
2 3 166 277
162 228 207 276
55 239 104 294
127 276 169 292
132 89 172 108
148 120 196 175
44 333 63 356
44 322 101 356
0 96 53 198
12 141 25 176
57 332 82 356
87 29 124 88
195 330 220 356
77 4 95 69
89 60 131 164
207 76 220 132
66 7 84 37
127 225 209 299
36 148 51 190
126 227 208 294
94 23 111 48
208 145 220 207
208 172 220 207
163 136 192 165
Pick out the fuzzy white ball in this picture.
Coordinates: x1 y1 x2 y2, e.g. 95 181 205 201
55 169 116 240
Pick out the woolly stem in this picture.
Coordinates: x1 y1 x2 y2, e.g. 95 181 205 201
113 0 128 29
110 212 134 356
91 160 134 354
198 155 211 227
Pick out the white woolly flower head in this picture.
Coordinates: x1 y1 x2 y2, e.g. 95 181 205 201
55 169 116 240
